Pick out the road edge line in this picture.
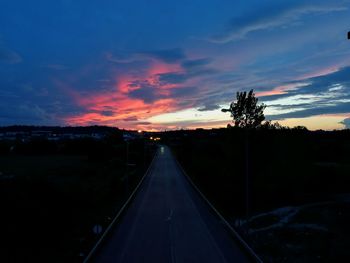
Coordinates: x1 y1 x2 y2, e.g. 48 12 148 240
173 153 263 263
83 148 159 263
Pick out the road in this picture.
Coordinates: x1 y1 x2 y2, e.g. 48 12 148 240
92 146 253 263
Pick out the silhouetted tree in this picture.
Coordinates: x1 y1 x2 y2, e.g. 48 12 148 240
261 120 285 130
222 89 266 128
292 125 308 131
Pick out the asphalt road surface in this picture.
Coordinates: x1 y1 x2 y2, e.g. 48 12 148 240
93 146 252 263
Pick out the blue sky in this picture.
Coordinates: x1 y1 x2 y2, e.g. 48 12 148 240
0 0 350 130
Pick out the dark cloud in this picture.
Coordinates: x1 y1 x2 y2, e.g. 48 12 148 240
268 102 350 120
128 81 159 103
212 1 348 43
158 72 188 84
100 110 115 116
250 66 350 120
266 103 310 111
262 66 350 102
102 105 114 110
158 68 218 85
198 104 221 111
54 66 116 93
136 121 152 125
127 82 198 104
107 48 186 64
106 52 137 64
260 93 292 102
169 86 198 98
298 67 350 94
44 64 69 70
125 54 217 106
0 47 22 64
123 116 138 121
181 58 212 70
340 118 350 129
0 103 58 125
137 48 186 63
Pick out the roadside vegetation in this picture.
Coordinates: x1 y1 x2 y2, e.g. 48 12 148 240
0 127 156 262
167 127 350 262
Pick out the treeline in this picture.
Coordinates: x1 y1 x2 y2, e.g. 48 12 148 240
0 133 123 158
0 125 121 134
166 128 350 218
0 125 124 159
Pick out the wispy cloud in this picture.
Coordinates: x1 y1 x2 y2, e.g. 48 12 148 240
211 1 348 43
268 102 350 120
44 64 69 70
106 48 186 64
198 104 220 111
0 46 22 64
263 66 350 119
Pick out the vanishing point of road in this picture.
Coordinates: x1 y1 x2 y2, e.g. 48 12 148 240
90 146 255 263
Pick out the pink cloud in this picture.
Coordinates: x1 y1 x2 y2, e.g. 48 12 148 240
60 59 190 129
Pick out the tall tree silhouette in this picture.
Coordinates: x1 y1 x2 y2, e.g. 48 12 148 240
222 89 266 128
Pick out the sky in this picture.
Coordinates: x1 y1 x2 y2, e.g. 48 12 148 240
0 0 350 130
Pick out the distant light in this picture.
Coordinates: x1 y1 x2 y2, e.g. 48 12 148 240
138 130 142 133
150 136 153 140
